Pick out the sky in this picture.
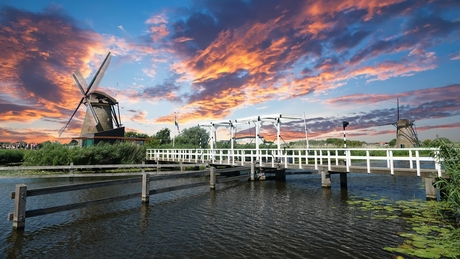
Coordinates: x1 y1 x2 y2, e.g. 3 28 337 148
0 0 459 145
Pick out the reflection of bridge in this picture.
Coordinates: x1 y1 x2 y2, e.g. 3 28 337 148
146 147 444 199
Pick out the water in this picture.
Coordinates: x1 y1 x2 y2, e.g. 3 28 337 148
0 173 427 258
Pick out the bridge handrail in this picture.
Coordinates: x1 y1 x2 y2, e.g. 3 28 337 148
146 147 443 177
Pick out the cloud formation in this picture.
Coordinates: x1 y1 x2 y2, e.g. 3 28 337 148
0 0 459 144
153 0 460 122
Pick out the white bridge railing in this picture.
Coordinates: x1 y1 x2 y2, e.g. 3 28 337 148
146 148 443 177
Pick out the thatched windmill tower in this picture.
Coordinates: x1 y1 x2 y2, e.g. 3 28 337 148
59 52 124 146
389 99 420 148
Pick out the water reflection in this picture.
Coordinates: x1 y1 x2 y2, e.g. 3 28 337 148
0 173 426 258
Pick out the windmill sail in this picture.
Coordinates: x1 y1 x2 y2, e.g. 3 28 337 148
59 52 119 137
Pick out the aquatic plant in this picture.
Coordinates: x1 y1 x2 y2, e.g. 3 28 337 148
348 197 460 259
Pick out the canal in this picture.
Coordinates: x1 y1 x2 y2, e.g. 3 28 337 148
0 173 426 258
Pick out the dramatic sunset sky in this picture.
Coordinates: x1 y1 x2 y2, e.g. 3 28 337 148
1 0 459 145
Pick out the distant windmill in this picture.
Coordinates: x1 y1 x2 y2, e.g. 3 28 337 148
383 99 420 148
59 52 124 145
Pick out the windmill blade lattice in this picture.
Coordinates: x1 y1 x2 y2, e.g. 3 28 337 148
59 52 112 137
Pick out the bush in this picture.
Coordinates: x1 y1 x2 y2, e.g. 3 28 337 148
23 142 71 166
432 141 460 216
0 149 25 165
23 141 146 166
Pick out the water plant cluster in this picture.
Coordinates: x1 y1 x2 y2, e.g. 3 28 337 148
347 140 460 258
348 197 459 258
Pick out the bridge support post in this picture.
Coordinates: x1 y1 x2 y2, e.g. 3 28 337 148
250 162 255 181
424 177 437 200
13 184 27 229
275 169 286 181
321 167 331 188
340 173 347 189
180 159 184 171
210 167 216 189
142 173 150 204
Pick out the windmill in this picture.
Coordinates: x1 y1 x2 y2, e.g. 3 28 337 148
385 99 420 148
59 52 124 146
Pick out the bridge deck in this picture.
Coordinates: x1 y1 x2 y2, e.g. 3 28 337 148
147 147 444 178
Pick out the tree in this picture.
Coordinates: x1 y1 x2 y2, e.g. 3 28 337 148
422 139 432 147
155 128 172 145
389 138 396 147
125 131 148 138
429 137 451 148
174 126 210 148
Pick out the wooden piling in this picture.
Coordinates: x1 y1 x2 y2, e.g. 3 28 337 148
250 162 255 181
13 184 27 229
142 174 150 203
210 167 216 189
142 162 150 203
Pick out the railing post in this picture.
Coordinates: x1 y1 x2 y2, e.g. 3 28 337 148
389 150 394 175
314 150 318 170
435 149 442 177
409 150 413 169
70 162 74 181
13 184 27 229
415 150 421 177
210 167 216 189
366 150 370 173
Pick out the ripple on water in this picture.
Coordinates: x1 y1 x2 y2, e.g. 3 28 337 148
0 174 422 258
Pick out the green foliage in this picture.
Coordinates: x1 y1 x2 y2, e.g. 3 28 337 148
125 131 149 138
432 140 460 215
174 126 210 148
389 138 396 147
152 128 172 147
0 149 25 164
23 142 146 166
429 137 452 148
23 142 71 166
325 138 365 147
422 139 432 147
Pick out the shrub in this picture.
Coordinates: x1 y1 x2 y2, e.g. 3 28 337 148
0 149 25 165
22 141 146 166
23 142 71 166
432 140 460 216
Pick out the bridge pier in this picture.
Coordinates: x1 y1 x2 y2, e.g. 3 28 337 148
275 169 286 181
424 177 437 200
340 173 347 189
321 167 331 188
321 169 348 189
